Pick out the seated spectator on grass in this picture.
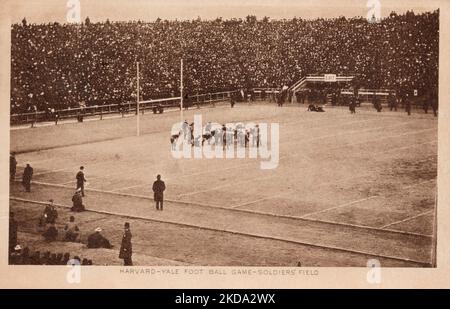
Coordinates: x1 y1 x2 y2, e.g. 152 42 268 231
41 251 51 265
56 253 64 265
43 222 58 242
87 227 113 249
64 216 80 242
9 245 22 264
49 253 58 265
71 189 86 212
62 252 71 265
39 200 58 227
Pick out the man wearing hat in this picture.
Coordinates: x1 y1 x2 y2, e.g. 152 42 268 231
76 166 87 197
22 163 33 192
119 222 133 266
152 175 166 211
87 227 113 249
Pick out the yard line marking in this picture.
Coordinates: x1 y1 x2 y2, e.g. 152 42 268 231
10 196 432 266
380 210 435 230
300 196 380 219
230 170 376 209
231 191 292 209
302 216 432 238
110 182 151 192
16 180 432 239
33 167 72 177
283 121 434 152
281 116 382 139
16 157 56 165
281 126 436 161
176 174 279 198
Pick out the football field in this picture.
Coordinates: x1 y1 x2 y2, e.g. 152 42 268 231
10 102 438 267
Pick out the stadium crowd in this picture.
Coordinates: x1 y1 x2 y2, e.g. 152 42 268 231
11 10 439 114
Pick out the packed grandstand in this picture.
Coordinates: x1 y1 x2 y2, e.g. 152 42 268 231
10 10 439 114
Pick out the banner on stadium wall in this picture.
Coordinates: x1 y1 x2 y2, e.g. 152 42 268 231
324 74 337 82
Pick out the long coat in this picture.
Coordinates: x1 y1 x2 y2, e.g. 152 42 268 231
22 166 33 184
119 229 132 259
152 180 166 201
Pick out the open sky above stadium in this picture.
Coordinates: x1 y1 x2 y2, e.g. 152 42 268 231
7 0 440 24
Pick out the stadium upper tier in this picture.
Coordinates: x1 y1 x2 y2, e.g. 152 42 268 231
10 10 438 114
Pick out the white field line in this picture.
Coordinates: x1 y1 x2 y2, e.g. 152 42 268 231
300 196 380 219
104 130 436 199
17 114 434 193
380 210 435 229
10 196 431 265
281 121 435 154
176 174 279 198
15 181 432 239
284 127 436 160
231 191 293 209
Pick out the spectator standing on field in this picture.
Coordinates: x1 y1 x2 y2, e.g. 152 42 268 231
76 166 87 197
119 222 133 266
22 163 33 192
152 175 166 211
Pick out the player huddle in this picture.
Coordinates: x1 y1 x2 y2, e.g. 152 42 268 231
171 121 261 150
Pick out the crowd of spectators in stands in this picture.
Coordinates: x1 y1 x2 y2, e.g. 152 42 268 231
10 10 439 114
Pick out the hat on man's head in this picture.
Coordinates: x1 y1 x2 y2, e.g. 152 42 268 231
95 227 102 232
49 199 54 203
124 222 130 228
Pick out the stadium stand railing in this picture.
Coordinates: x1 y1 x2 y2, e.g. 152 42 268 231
10 90 235 126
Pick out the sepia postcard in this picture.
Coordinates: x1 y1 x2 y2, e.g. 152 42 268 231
0 0 449 289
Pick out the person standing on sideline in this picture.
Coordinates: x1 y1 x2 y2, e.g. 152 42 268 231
22 164 33 192
10 153 17 182
76 166 87 197
152 175 166 211
119 222 133 266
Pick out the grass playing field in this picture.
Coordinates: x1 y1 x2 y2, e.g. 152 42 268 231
10 102 438 267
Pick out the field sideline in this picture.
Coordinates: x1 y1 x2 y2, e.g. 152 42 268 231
10 102 438 267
